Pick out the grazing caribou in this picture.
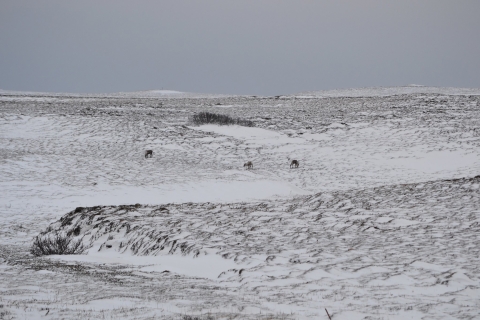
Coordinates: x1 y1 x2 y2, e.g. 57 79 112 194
290 160 299 168
145 150 153 158
244 161 253 169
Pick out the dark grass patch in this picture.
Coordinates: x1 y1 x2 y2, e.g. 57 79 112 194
182 316 214 320
189 112 254 127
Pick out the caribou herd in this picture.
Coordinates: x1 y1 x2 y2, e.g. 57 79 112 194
146 150 298 169
244 159 299 169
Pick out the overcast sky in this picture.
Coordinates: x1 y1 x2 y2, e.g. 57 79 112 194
1 1 479 96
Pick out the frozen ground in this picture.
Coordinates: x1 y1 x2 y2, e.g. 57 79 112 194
0 87 479 319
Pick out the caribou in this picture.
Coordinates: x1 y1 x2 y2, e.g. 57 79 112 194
244 161 253 169
290 160 299 168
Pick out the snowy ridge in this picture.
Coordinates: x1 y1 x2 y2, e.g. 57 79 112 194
0 88 232 100
294 85 480 98
4 85 480 101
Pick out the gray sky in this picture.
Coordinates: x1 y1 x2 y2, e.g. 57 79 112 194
1 1 479 96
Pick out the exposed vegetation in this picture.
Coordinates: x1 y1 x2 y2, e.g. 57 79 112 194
190 112 254 127
30 232 86 256
182 315 214 320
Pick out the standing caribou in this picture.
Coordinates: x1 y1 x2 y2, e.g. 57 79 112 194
290 160 299 168
244 161 253 169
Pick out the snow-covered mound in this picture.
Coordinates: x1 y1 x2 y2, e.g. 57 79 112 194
113 89 230 98
34 175 480 317
136 90 184 95
294 85 480 98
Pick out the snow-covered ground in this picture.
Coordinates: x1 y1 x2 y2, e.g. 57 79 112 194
295 85 480 98
0 87 479 319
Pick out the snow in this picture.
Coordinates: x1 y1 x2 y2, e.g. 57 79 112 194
50 248 240 280
1 88 480 319
386 149 479 173
194 124 284 139
71 180 307 205
139 90 184 95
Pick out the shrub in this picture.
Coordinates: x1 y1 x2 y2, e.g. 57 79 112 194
30 232 86 256
190 112 254 127
182 316 214 320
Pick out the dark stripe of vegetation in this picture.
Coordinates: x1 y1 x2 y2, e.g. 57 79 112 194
182 316 214 320
190 112 254 127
